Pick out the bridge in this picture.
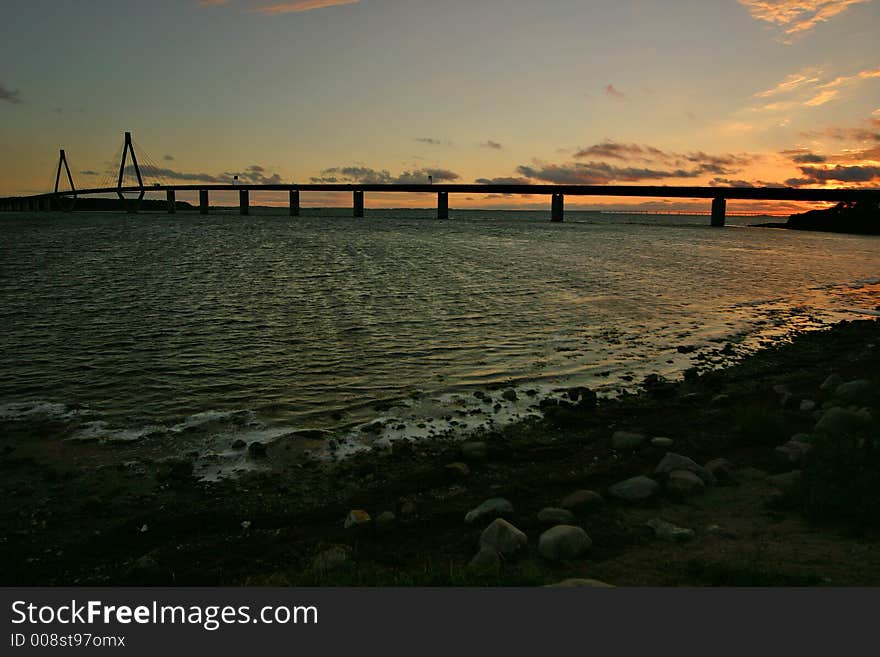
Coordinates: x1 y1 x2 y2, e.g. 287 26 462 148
2 132 878 226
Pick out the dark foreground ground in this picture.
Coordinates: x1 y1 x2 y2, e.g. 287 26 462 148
2 320 878 586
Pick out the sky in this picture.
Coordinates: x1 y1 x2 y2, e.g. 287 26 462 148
1 0 879 212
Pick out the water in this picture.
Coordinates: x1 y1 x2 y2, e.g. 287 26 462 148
2 209 878 477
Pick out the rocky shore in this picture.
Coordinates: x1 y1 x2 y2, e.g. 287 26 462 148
754 200 880 235
1 319 878 586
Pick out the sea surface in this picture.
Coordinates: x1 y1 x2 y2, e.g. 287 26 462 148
2 208 878 478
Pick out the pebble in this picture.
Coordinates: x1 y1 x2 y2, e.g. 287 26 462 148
538 525 592 561
814 407 869 437
501 389 518 402
666 470 705 498
344 510 371 529
479 518 527 557
465 497 514 524
375 511 397 529
651 437 675 448
799 399 816 412
560 490 604 511
820 373 843 391
311 546 351 573
705 458 735 484
608 476 660 502
537 507 576 525
645 518 695 542
248 442 268 458
768 470 802 492
612 431 647 450
834 380 873 405
445 462 471 480
774 440 812 466
655 452 716 485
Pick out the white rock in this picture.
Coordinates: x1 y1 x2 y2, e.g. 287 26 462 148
608 476 660 501
465 497 514 524
655 452 716 485
612 431 646 450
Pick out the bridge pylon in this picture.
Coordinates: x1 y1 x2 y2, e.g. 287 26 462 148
54 149 77 212
116 131 145 212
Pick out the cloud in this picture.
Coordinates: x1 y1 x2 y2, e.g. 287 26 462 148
781 149 828 162
481 140 503 150
516 161 715 185
199 0 230 6
475 176 532 185
604 84 627 100
80 170 99 176
252 0 360 15
573 140 755 171
0 83 22 104
755 69 823 97
310 165 459 184
164 155 175 161
709 178 756 188
123 163 284 185
787 163 880 185
414 137 451 146
804 89 839 106
738 0 870 39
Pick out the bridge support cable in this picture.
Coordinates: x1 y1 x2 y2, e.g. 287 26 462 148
53 149 77 212
116 131 145 212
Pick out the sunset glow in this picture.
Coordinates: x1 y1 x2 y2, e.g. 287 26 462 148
2 0 878 212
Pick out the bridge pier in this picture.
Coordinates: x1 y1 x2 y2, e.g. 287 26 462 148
239 190 250 216
200 190 209 215
166 190 176 214
353 190 364 217
438 191 449 219
551 193 564 222
289 190 300 217
711 197 726 227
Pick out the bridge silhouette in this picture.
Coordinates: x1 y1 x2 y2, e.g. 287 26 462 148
2 132 878 226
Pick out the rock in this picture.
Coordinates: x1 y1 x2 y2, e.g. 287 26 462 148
791 432 812 443
566 387 597 408
611 431 647 450
545 578 614 588
774 440 812 466
465 497 514 524
479 518 527 557
468 546 501 574
311 546 351 573
537 507 575 525
400 501 417 518
460 441 488 463
737 467 768 481
707 524 738 539
560 489 604 511
651 437 674 448
799 399 816 412
834 379 874 405
248 442 268 458
444 462 470 480
375 511 397 529
654 452 716 485
705 458 735 484
820 373 843 391
645 518 695 542
773 384 790 395
231 439 247 450
665 470 705 498
711 394 730 406
344 510 371 529
501 388 518 402
814 407 870 437
779 392 794 409
608 476 660 502
768 470 802 492
538 525 592 561
126 555 168 584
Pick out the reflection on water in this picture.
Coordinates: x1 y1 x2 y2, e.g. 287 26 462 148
1 209 878 476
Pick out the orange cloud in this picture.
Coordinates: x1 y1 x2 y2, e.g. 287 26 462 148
253 0 360 15
739 0 871 39
198 0 230 6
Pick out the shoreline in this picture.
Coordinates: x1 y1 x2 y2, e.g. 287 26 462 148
1 318 878 586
